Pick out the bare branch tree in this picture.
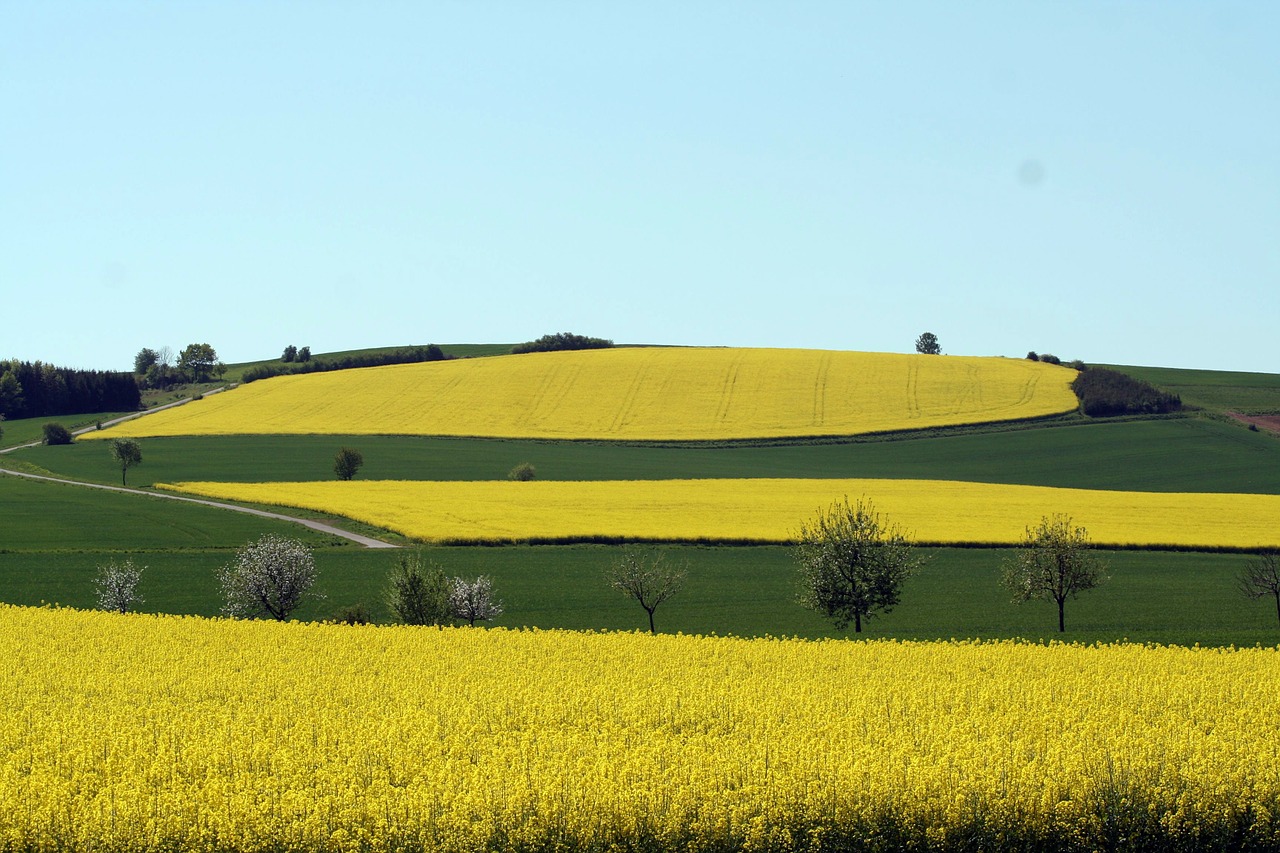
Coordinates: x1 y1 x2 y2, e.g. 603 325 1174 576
1238 552 1280 627
95 558 144 614
608 549 686 634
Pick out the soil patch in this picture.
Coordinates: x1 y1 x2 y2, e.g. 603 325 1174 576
1226 411 1280 435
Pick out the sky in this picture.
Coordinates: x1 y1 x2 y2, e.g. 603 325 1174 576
2 2 1277 374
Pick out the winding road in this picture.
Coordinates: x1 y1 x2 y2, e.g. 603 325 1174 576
0 389 399 549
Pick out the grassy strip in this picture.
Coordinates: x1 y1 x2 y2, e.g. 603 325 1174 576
1106 363 1280 413
12 416 1280 494
1 545 1275 647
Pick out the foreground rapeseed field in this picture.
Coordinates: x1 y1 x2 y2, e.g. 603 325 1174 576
159 478 1280 549
2 605 1277 853
89 348 1078 441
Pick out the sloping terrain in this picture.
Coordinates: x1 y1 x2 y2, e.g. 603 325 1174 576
88 348 1079 442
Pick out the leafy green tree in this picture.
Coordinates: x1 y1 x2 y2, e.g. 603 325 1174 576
134 348 159 374
915 332 941 355
42 422 73 445
0 370 22 417
297 346 311 362
1001 514 1108 632
608 549 686 634
795 496 923 633
177 343 222 383
109 438 143 485
334 446 364 480
219 535 319 621
386 551 453 625
507 462 536 481
282 345 297 362
1238 552 1280 627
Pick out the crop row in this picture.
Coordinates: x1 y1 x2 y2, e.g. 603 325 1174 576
159 477 1280 549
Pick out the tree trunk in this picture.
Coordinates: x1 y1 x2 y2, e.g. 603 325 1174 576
1058 598 1066 632
854 612 862 633
647 608 656 634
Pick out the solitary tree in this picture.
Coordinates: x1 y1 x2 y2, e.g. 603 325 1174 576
334 446 364 480
385 551 453 625
1001 514 1107 632
95 558 144 614
219 534 319 620
109 438 142 485
507 461 536 481
450 575 504 626
608 549 686 634
42 422 73 445
1238 552 1280 627
915 332 941 355
795 496 923 633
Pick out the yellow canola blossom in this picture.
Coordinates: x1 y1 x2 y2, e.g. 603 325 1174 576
89 347 1078 441
2 606 1277 853
159 478 1280 549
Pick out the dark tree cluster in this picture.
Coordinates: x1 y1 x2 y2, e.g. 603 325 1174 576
511 332 614 354
1071 367 1182 417
242 345 448 383
281 345 311 363
0 359 140 420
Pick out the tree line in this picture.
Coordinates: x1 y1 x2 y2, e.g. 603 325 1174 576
0 359 140 420
241 345 450 383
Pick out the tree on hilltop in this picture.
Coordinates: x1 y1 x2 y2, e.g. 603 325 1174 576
915 332 941 355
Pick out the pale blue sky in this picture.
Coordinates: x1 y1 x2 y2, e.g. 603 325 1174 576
3 2 1276 373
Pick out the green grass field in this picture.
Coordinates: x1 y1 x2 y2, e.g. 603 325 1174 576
11 416 1280 494
4 349 1278 646
1 544 1273 647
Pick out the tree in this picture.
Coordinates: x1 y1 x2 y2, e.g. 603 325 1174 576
95 558 144 613
0 370 23 417
334 446 364 480
42 422 73 445
507 461 536 481
385 551 453 625
219 534 319 620
450 576 504 626
134 347 159 374
1001 514 1108 632
282 345 297 362
1238 552 1280 627
297 346 311 362
915 332 941 355
608 549 686 634
794 496 923 633
109 438 142 485
177 343 221 383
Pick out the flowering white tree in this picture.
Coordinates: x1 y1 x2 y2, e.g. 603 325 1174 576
450 575 503 626
95 558 144 613
219 534 318 621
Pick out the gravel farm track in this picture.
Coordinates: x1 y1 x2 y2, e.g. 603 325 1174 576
0 387 399 549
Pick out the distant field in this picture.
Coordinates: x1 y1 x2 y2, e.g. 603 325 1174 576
14 417 1280 494
88 348 1079 441
220 342 513 382
159 477 1280 550
1107 363 1280 413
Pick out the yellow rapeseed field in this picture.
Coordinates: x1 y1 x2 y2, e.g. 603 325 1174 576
159 478 1280 549
2 605 1277 852
89 348 1078 441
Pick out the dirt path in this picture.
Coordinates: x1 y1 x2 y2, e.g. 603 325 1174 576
0 388 399 549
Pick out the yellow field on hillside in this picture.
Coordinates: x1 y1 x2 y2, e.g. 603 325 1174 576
91 347 1079 440
159 478 1280 549
4 606 1277 852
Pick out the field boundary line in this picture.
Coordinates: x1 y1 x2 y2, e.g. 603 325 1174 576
0 466 399 549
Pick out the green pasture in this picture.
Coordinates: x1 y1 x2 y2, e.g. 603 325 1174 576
220 342 512 382
0 472 347 551
2 544 1274 647
14 416 1280 494
1107 363 1280 414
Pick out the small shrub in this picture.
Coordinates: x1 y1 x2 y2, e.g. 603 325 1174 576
42 423 73 445
329 604 372 625
1026 351 1039 361
508 462 536 481
1249 423 1260 432
1039 353 1061 365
